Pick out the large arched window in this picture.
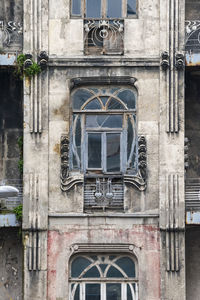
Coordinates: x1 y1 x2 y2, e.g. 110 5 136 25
70 86 137 175
69 254 138 300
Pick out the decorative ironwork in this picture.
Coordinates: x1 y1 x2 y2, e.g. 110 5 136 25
186 20 200 53
84 19 124 55
185 178 200 211
184 137 189 171
161 51 169 70
175 53 184 70
0 20 22 47
84 177 124 209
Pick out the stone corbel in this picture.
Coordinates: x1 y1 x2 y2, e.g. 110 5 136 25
161 51 170 70
38 51 49 70
60 135 83 192
175 53 184 70
124 136 147 191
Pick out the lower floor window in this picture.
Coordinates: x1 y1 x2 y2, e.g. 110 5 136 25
69 254 138 300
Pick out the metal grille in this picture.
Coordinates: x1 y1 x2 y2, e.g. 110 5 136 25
185 20 200 54
0 179 23 210
185 178 200 210
84 177 124 210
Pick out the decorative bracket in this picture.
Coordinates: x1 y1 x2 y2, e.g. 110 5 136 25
161 51 170 70
175 53 184 70
124 136 147 191
60 135 83 192
38 51 49 70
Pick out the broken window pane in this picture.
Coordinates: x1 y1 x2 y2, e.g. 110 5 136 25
86 0 101 18
88 133 102 168
106 133 120 172
127 0 136 16
72 0 81 15
107 0 122 18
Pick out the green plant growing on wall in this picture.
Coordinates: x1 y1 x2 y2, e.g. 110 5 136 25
17 136 23 175
15 54 41 79
13 204 23 223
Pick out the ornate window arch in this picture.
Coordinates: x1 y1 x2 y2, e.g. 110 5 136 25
69 254 138 300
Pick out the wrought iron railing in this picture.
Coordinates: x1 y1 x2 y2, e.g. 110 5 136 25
185 20 200 54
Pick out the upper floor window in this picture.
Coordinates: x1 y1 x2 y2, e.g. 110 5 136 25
71 0 137 18
69 254 138 300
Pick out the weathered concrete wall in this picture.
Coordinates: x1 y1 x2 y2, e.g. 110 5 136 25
186 0 200 20
186 227 200 300
49 0 160 57
0 228 22 300
47 221 160 300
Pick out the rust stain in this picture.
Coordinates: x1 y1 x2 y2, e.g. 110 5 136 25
53 143 60 155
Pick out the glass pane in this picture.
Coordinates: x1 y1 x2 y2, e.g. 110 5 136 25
117 90 136 109
99 263 107 273
107 133 120 172
107 266 124 277
107 0 122 18
88 133 102 168
86 115 122 128
84 99 102 110
74 284 80 300
106 283 121 300
127 116 133 161
107 98 125 110
127 284 133 300
73 89 93 110
86 284 100 300
100 96 109 106
86 0 101 18
71 257 91 277
127 0 136 16
83 266 100 278
72 0 81 15
115 257 135 277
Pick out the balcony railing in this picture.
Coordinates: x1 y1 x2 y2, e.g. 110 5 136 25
185 178 200 211
0 179 23 210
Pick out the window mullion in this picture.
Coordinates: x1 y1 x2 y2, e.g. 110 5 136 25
122 283 127 300
102 133 106 172
101 283 106 300
102 0 106 18
123 0 127 17
80 283 85 300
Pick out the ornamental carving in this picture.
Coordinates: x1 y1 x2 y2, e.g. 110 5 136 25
175 53 184 70
38 51 49 70
161 51 169 70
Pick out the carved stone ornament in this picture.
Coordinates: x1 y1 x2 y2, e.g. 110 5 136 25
175 53 184 70
60 135 83 192
38 51 49 70
70 76 137 91
124 135 147 191
161 51 169 70
70 243 142 256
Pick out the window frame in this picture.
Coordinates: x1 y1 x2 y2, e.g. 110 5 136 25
69 253 139 300
70 0 138 19
70 86 138 176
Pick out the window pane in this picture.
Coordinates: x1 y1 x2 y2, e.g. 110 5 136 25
115 257 135 277
88 133 102 168
71 257 91 277
84 99 102 110
86 115 122 128
127 0 136 16
127 284 132 300
117 89 136 109
107 98 125 110
72 0 81 15
86 0 101 18
107 266 124 277
106 283 121 300
107 0 122 18
73 89 93 110
86 284 100 300
106 133 120 172
83 266 100 278
74 284 80 300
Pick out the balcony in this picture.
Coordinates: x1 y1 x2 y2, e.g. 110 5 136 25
185 20 200 66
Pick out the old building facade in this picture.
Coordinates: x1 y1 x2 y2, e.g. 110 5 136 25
1 0 200 299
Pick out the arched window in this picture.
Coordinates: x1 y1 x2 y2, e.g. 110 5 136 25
69 254 138 300
71 86 137 175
